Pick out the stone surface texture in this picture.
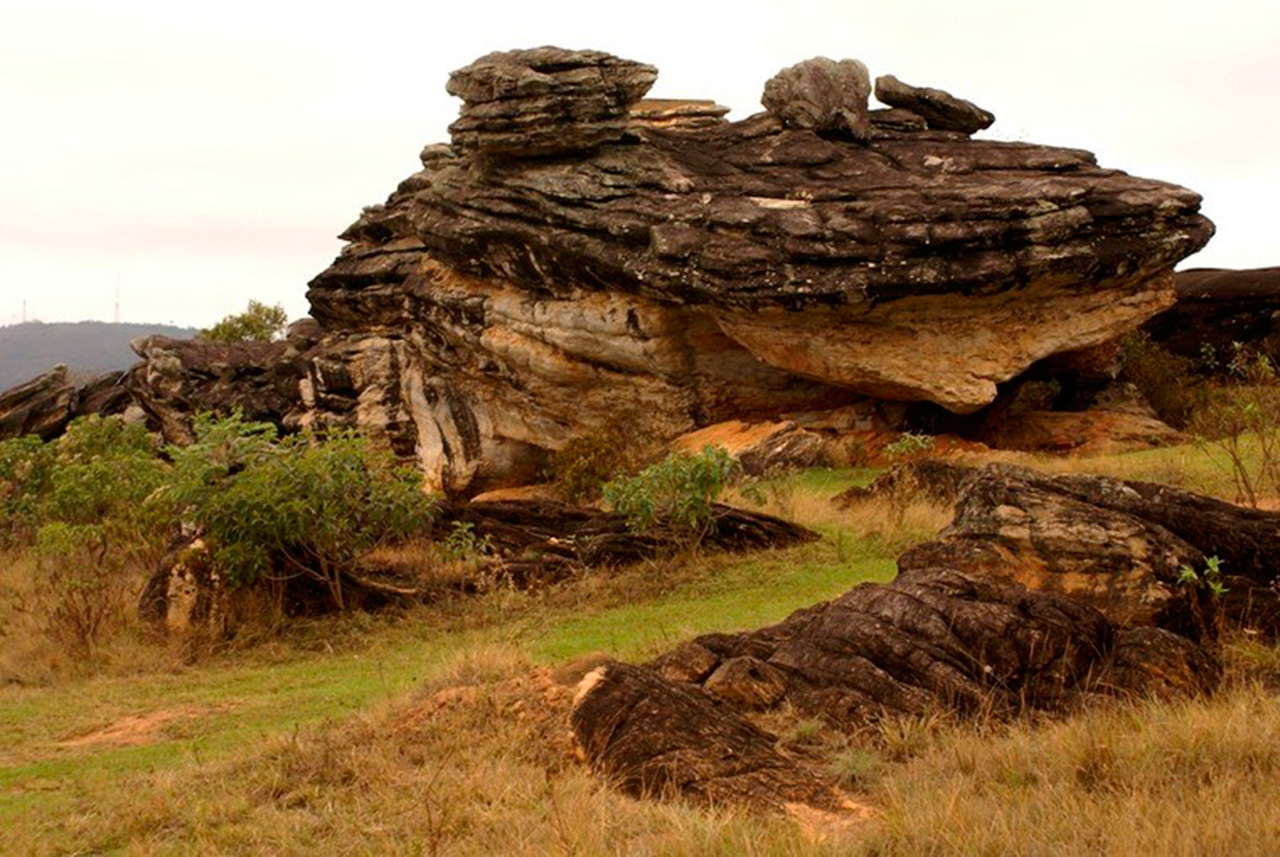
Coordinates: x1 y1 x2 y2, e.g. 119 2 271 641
1 48 1214 495
296 47 1212 491
570 464 1274 811
761 57 872 139
446 47 657 156
874 74 995 134
1145 266 1280 362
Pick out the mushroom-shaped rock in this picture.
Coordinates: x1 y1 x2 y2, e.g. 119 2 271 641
761 56 872 140
874 73 995 134
446 47 658 156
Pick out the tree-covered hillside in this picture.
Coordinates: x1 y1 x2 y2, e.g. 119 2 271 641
0 321 198 389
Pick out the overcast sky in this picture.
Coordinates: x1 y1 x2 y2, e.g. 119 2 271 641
2 0 1277 327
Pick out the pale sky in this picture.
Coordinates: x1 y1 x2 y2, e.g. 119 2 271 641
2 0 1277 327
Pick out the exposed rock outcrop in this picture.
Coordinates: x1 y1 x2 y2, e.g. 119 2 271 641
572 565 1221 809
0 366 132 441
127 336 309 445
2 48 1211 494
761 57 872 140
298 46 1211 491
1145 267 1280 362
873 74 995 134
571 466 1277 811
446 47 658 156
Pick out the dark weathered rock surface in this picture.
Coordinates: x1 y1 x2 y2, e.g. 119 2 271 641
761 57 872 140
446 47 657 156
296 47 1211 490
874 74 995 134
0 366 78 440
900 463 1280 638
127 336 309 444
1144 267 1280 362
572 565 1221 809
571 660 846 812
971 407 1186 454
900 467 1211 638
7 48 1209 495
0 366 133 441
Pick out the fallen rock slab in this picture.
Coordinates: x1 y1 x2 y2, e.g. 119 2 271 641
573 565 1220 809
874 73 995 134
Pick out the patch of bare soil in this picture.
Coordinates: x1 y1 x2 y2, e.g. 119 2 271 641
59 705 227 749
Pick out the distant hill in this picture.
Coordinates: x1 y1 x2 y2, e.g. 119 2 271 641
0 321 199 390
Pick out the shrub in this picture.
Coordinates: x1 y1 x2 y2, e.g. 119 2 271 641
166 419 439 611
884 432 936 460
1189 343 1280 506
32 522 128 655
1120 332 1208 428
546 414 656 503
601 444 737 540
0 435 55 544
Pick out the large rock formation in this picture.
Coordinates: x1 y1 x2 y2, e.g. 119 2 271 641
571 464 1280 811
1145 267 1280 363
301 47 1210 492
1 48 1212 495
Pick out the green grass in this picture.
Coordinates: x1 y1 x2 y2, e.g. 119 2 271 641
0 525 894 841
1 444 1276 854
532 540 893 661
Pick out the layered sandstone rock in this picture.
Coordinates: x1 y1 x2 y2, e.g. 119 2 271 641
570 465 1279 811
297 46 1212 491
1145 267 1280 362
0 366 132 441
873 74 995 134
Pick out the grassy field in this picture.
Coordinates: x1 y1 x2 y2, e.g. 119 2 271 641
1 442 1278 854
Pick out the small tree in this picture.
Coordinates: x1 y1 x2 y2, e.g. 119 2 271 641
164 417 438 611
602 445 737 543
198 300 288 343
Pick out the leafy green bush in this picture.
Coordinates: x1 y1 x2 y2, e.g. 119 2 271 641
198 300 288 343
884 432 935 460
167 419 439 610
1189 343 1280 507
602 444 737 539
1121 332 1208 429
546 414 655 503
0 435 55 543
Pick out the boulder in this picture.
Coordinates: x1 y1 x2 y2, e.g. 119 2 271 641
571 661 847 812
973 408 1187 454
301 49 1210 490
0 366 78 440
900 463 1280 637
0 366 133 441
761 57 872 140
126 336 310 444
572 565 1220 808
671 419 826 475
40 47 1203 495
1144 267 1280 363
899 467 1211 639
446 47 657 156
874 74 995 134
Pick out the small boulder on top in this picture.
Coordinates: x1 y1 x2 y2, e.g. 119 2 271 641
446 47 658 156
761 57 872 140
874 73 995 134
